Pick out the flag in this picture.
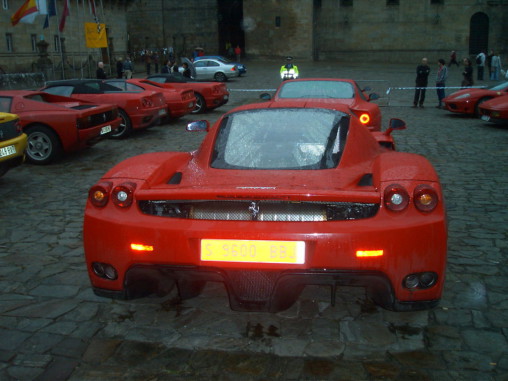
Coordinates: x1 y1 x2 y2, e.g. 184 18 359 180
42 0 56 29
85 22 107 48
59 0 70 32
11 0 39 26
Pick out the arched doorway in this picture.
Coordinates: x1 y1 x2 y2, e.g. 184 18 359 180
469 12 489 54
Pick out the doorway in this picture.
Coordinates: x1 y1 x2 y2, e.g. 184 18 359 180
217 0 244 59
469 12 489 55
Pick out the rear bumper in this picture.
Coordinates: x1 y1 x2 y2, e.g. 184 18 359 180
0 133 27 164
129 107 167 129
93 265 440 312
205 94 229 110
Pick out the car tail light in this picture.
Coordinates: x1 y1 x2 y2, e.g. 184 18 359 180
413 184 438 212
359 113 370 125
141 97 153 107
76 115 91 130
89 181 113 207
356 249 384 257
112 182 136 208
230 67 237 72
383 184 409 212
131 243 154 252
15 119 22 134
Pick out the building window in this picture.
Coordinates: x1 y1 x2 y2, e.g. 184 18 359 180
54 35 60 52
340 0 353 6
275 16 281 27
431 0 444 4
2 0 8 10
31 34 37 52
6 33 13 52
387 0 399 5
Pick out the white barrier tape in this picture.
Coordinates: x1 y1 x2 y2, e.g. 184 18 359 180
229 89 276 92
386 86 486 95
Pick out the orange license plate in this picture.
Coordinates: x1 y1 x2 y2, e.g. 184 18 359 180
201 239 305 264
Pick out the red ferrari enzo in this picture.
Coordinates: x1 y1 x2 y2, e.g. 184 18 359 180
0 90 120 164
145 73 229 114
261 78 382 131
442 81 508 117
84 102 447 313
41 79 167 138
479 94 508 124
104 79 196 120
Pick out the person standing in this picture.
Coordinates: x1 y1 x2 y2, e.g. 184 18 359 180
234 45 242 62
436 58 448 108
96 61 107 79
476 51 486 81
448 50 459 67
490 52 502 80
487 49 494 78
116 58 124 78
413 57 430 108
461 58 474 88
161 60 170 73
123 57 133 79
182 62 192 78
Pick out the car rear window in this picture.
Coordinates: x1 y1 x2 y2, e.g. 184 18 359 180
211 108 349 170
0 97 12 113
278 81 355 99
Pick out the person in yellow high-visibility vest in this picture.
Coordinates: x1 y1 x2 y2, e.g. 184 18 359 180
280 56 299 80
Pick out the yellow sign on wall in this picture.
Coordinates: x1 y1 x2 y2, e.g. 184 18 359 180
84 22 108 48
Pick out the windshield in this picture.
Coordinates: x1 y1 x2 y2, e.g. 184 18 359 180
489 82 508 91
278 80 355 99
211 108 349 170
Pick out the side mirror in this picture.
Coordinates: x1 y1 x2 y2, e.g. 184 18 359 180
384 118 406 136
187 120 209 132
259 93 272 100
369 93 380 101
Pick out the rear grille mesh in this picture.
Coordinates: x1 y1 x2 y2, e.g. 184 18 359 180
138 200 379 221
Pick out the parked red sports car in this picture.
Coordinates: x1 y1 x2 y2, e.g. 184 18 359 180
479 94 508 124
442 81 508 116
261 78 382 131
84 102 447 313
0 90 120 164
145 73 229 114
104 79 196 119
41 79 167 138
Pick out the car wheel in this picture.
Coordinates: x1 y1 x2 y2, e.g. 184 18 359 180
110 109 132 139
214 72 227 82
475 97 491 117
25 125 62 165
192 93 206 114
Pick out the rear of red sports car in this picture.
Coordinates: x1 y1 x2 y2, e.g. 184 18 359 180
84 104 447 312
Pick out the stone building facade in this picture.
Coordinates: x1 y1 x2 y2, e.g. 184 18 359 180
0 0 132 78
1 0 506 78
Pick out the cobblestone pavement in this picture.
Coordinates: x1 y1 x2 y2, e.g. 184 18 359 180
1 60 507 381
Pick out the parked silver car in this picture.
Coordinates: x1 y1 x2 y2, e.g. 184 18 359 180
192 58 239 82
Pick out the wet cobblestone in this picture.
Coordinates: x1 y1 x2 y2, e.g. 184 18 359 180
0 60 507 380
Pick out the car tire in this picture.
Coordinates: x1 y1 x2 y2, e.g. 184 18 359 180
214 72 227 82
25 125 62 165
110 109 132 139
475 97 491 117
192 93 206 114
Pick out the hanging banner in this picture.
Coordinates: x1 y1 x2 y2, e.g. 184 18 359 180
84 22 107 48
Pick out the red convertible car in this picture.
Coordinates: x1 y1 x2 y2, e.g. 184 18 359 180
0 90 120 164
442 81 508 116
41 79 167 138
84 102 447 313
104 79 196 120
146 73 229 114
261 78 382 131
479 94 508 124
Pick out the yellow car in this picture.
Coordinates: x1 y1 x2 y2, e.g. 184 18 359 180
0 112 27 177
